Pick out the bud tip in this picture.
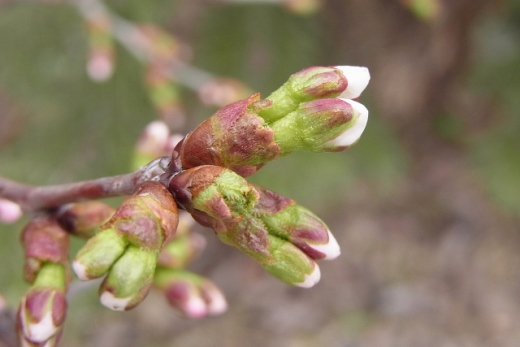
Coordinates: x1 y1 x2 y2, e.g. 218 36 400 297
294 264 321 288
335 66 370 99
310 230 341 260
325 99 368 148
100 291 132 311
72 261 89 281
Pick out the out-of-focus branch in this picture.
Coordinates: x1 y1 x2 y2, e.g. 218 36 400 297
74 0 251 105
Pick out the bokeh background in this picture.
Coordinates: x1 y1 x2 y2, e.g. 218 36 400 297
1 0 520 346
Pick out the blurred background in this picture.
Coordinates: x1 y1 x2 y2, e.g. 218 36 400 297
1 0 520 346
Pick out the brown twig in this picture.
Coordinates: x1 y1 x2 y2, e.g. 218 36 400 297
0 156 171 213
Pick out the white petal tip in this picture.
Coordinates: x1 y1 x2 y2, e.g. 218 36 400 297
335 66 370 99
72 261 89 281
326 99 368 148
0 199 22 223
184 296 207 319
24 312 57 343
206 291 228 316
295 264 321 288
310 231 341 260
100 291 132 311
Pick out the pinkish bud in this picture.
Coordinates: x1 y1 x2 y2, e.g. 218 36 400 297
154 268 227 318
0 198 22 223
87 49 114 82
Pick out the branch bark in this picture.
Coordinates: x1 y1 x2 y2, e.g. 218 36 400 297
0 156 171 213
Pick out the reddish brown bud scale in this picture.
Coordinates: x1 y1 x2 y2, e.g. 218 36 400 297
177 94 280 177
134 182 179 244
100 182 178 250
21 218 69 282
57 201 115 238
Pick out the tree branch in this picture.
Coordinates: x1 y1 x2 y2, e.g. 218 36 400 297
0 156 171 212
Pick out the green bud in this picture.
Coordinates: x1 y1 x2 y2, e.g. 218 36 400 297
99 245 157 311
271 98 367 154
261 235 320 288
158 233 206 269
258 66 348 123
72 228 127 280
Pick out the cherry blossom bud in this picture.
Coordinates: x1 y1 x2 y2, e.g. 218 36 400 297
18 263 67 345
133 121 171 169
0 198 22 223
258 66 348 123
21 218 70 284
154 268 227 318
158 233 206 269
99 245 157 311
271 97 368 153
174 94 280 177
253 186 340 260
168 166 329 287
57 201 115 239
72 182 179 310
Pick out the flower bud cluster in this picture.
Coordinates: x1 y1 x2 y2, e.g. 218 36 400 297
168 165 340 287
72 182 179 311
18 218 70 347
171 65 369 177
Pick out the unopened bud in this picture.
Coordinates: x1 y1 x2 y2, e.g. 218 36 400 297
133 121 171 169
21 218 69 283
254 186 340 260
0 198 22 223
271 98 368 153
154 268 227 318
258 66 348 123
18 263 67 344
99 245 157 311
87 49 114 82
263 235 320 287
158 233 206 269
57 201 115 238
175 94 279 177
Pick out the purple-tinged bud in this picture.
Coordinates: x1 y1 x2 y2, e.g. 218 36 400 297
258 66 348 123
57 201 115 239
154 268 227 318
0 198 22 223
18 263 67 345
21 218 70 283
334 66 370 100
174 94 280 177
253 186 340 260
